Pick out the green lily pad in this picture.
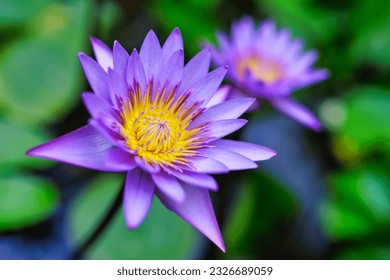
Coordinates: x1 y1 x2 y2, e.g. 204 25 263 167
332 87 390 161
224 172 298 258
321 165 390 240
350 0 390 67
152 0 220 55
320 199 373 241
0 173 59 231
0 0 92 127
68 174 197 259
336 245 390 260
0 0 54 28
0 118 53 170
256 0 338 46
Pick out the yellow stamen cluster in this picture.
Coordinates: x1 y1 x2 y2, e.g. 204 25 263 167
237 54 282 84
120 85 205 168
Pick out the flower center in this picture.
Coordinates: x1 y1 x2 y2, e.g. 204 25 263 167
237 55 282 84
120 85 205 168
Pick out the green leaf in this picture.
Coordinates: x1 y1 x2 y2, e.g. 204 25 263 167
349 0 390 67
0 0 54 28
320 200 373 241
335 245 390 260
152 0 220 55
97 0 124 41
224 172 298 258
0 173 59 231
0 118 53 170
0 0 92 126
332 87 390 161
256 0 338 46
321 165 390 240
68 174 197 259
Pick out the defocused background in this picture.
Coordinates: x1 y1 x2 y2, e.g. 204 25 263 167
1 0 390 260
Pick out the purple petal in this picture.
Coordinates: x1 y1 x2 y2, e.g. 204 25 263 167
181 48 211 90
156 183 225 252
187 66 228 105
89 117 121 146
228 88 261 111
113 41 129 79
123 169 155 229
162 27 183 65
272 28 291 56
139 30 162 81
206 85 230 108
202 119 248 141
257 19 277 43
152 172 185 204
108 68 128 107
134 156 161 173
78 53 110 100
106 147 137 170
159 49 184 90
211 139 277 161
232 16 255 51
171 171 218 191
82 92 111 118
189 98 255 129
272 98 323 132
26 125 131 171
127 49 147 92
287 51 318 76
293 69 329 89
198 148 257 170
188 156 229 174
216 32 231 53
90 37 113 72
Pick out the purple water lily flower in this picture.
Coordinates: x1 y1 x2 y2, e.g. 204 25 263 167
26 28 276 252
209 17 329 131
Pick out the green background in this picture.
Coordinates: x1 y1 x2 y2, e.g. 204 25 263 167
0 0 390 259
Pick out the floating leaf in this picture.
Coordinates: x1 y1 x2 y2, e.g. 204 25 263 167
332 87 390 161
321 165 390 240
320 199 373 241
0 173 59 231
152 0 220 55
0 118 53 170
224 172 298 258
350 0 390 67
0 0 54 28
256 0 338 46
336 245 390 260
0 0 92 127
68 174 197 259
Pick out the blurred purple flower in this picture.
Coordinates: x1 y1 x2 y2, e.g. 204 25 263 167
209 17 329 131
27 29 276 251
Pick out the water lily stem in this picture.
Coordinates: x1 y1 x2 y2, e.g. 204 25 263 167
72 183 124 260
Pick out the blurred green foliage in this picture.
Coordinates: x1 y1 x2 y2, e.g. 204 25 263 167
0 173 58 231
224 172 298 259
68 174 197 259
1 0 390 260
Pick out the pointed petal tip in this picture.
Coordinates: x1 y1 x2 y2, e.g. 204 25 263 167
145 29 159 41
25 146 38 157
172 27 181 34
313 123 324 133
113 40 126 51
125 220 142 230
269 149 278 158
89 36 98 44
219 241 226 253
78 52 86 60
